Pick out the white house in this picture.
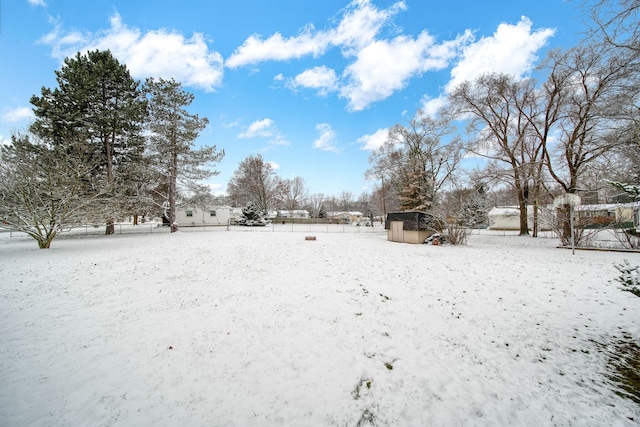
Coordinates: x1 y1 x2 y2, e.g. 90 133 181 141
576 202 640 228
487 206 553 231
487 207 520 230
326 211 365 224
175 206 231 227
488 202 640 231
278 209 310 219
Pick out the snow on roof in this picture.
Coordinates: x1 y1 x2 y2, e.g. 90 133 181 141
489 202 640 216
326 211 364 217
575 202 640 211
488 206 520 216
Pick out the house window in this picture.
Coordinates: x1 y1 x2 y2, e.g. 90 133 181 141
186 210 193 217
210 210 216 217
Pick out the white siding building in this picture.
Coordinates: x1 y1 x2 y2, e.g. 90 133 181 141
175 207 231 227
278 210 310 219
487 206 553 231
326 211 364 224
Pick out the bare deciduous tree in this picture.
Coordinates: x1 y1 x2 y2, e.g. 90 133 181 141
227 154 287 212
521 42 636 238
582 0 640 187
449 74 544 235
367 111 463 212
284 176 308 213
338 191 354 211
306 193 325 218
537 45 635 193
585 0 639 53
0 133 109 248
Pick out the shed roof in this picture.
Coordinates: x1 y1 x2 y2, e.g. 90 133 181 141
385 211 439 231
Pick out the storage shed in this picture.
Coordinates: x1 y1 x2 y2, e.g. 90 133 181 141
386 211 438 244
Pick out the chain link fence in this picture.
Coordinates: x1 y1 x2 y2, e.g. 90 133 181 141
1 221 386 240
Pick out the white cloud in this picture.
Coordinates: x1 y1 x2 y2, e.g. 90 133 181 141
267 161 280 170
420 95 449 118
2 107 34 123
238 118 290 146
268 135 291 146
327 0 406 57
28 0 46 6
446 17 555 92
341 31 471 111
289 66 338 95
226 0 474 110
238 118 276 138
312 123 340 153
39 13 224 92
226 0 403 69
226 25 327 69
220 117 241 129
358 128 389 151
226 3 556 112
419 17 555 116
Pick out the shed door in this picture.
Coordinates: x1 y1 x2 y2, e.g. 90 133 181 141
390 221 404 242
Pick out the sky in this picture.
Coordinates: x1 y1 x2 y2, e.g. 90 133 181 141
0 0 588 199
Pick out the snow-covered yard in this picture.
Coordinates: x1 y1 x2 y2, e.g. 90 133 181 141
0 228 638 426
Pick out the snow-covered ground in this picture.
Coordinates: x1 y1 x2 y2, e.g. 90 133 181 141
0 227 638 426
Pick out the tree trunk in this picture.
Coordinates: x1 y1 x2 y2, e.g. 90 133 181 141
104 132 115 235
169 131 178 233
515 178 529 236
560 205 572 244
38 233 56 249
105 221 115 235
518 198 530 236
532 199 539 238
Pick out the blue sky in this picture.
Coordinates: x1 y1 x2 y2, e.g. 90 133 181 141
1 0 586 198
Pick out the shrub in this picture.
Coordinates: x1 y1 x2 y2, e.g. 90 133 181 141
613 259 640 297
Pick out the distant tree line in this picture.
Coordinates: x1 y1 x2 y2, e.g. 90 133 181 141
225 153 381 220
0 50 223 248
